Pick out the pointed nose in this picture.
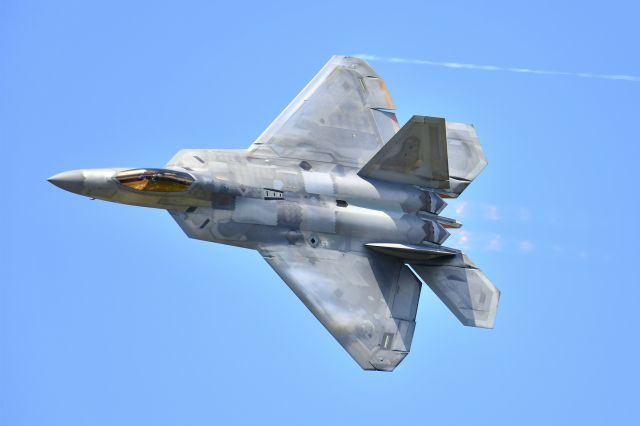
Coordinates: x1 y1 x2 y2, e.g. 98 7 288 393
48 170 85 194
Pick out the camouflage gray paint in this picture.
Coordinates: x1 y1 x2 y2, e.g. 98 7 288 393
49 56 499 371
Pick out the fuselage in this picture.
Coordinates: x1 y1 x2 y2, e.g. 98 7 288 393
48 149 457 252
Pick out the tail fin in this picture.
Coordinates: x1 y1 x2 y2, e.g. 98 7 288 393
358 116 450 189
358 116 487 198
366 243 500 328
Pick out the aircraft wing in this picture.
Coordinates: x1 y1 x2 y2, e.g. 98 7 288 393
248 56 400 168
258 244 422 371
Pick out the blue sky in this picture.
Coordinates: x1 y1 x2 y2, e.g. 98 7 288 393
2 1 639 424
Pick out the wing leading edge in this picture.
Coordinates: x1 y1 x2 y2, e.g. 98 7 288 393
258 245 421 371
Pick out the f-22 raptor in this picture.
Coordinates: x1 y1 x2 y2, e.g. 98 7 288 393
49 56 500 371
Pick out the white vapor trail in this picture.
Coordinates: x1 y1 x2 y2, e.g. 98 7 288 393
356 54 640 82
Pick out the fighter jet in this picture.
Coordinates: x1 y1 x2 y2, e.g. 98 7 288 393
49 56 499 371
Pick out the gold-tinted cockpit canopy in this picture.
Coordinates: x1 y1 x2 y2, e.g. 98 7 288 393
115 169 194 192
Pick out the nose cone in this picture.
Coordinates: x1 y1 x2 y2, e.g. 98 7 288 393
48 170 85 194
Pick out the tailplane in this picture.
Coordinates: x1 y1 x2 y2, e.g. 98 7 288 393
366 243 500 328
410 253 499 328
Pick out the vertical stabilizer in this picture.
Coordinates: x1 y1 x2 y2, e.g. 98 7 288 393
358 117 488 197
358 116 450 189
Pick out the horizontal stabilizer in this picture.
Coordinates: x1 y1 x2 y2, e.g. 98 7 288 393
441 122 488 198
410 254 499 328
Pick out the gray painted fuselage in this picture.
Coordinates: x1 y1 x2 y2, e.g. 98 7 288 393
51 150 448 252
